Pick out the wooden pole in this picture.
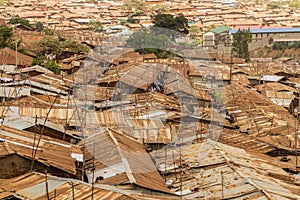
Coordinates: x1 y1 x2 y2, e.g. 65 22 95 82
91 141 95 200
221 171 224 199
71 181 75 200
45 170 50 200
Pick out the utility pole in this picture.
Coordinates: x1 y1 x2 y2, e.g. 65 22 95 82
230 49 233 84
221 171 224 199
14 26 18 69
45 170 50 200
296 87 300 171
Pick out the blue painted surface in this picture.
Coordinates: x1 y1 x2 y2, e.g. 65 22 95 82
229 28 300 34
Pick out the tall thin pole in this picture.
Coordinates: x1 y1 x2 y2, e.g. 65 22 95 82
71 181 75 200
45 170 50 200
296 90 300 170
229 49 232 84
221 171 224 199
91 141 95 200
14 26 18 69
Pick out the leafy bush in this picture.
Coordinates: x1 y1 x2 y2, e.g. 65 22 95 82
9 18 32 28
44 61 61 74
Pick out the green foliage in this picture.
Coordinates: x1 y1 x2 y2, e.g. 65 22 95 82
9 18 32 28
61 39 89 54
0 25 13 48
43 28 54 35
189 26 201 38
268 37 274 45
35 22 44 32
87 20 103 32
212 91 225 105
127 28 175 58
85 0 97 3
32 57 45 66
267 2 280 9
36 36 62 55
273 41 300 50
290 0 300 11
206 24 216 31
153 14 189 35
122 0 148 14
119 19 128 25
36 36 89 58
232 29 252 62
150 4 170 14
44 61 61 74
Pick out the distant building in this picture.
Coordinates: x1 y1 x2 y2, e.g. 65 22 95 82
229 27 300 50
203 25 230 47
0 47 33 69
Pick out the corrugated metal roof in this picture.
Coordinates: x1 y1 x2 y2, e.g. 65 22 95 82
211 25 230 34
261 75 285 82
0 126 82 174
0 173 137 200
84 129 171 194
151 141 300 199
17 179 65 199
230 28 300 34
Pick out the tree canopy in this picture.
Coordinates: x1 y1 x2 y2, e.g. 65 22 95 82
122 0 148 14
36 36 89 57
87 20 103 32
9 18 32 28
153 14 189 35
0 25 13 48
35 22 44 32
36 36 62 56
44 61 61 75
232 29 252 62
127 28 174 58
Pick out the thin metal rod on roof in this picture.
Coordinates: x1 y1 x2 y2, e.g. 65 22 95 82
54 189 56 200
63 73 70 142
45 170 50 200
91 141 95 200
296 124 298 170
71 181 75 200
30 88 62 171
221 170 224 199
31 115 38 161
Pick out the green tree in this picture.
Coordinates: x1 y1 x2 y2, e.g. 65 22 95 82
36 36 89 59
35 22 44 32
9 18 32 28
150 4 170 14
122 0 148 16
0 25 13 48
127 28 173 58
267 2 280 9
36 36 62 56
44 61 61 74
189 25 201 39
43 28 55 35
119 19 128 25
232 29 252 62
290 0 300 11
62 39 89 54
153 14 189 35
87 20 103 32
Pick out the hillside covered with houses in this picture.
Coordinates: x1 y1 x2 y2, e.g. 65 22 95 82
0 0 299 199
